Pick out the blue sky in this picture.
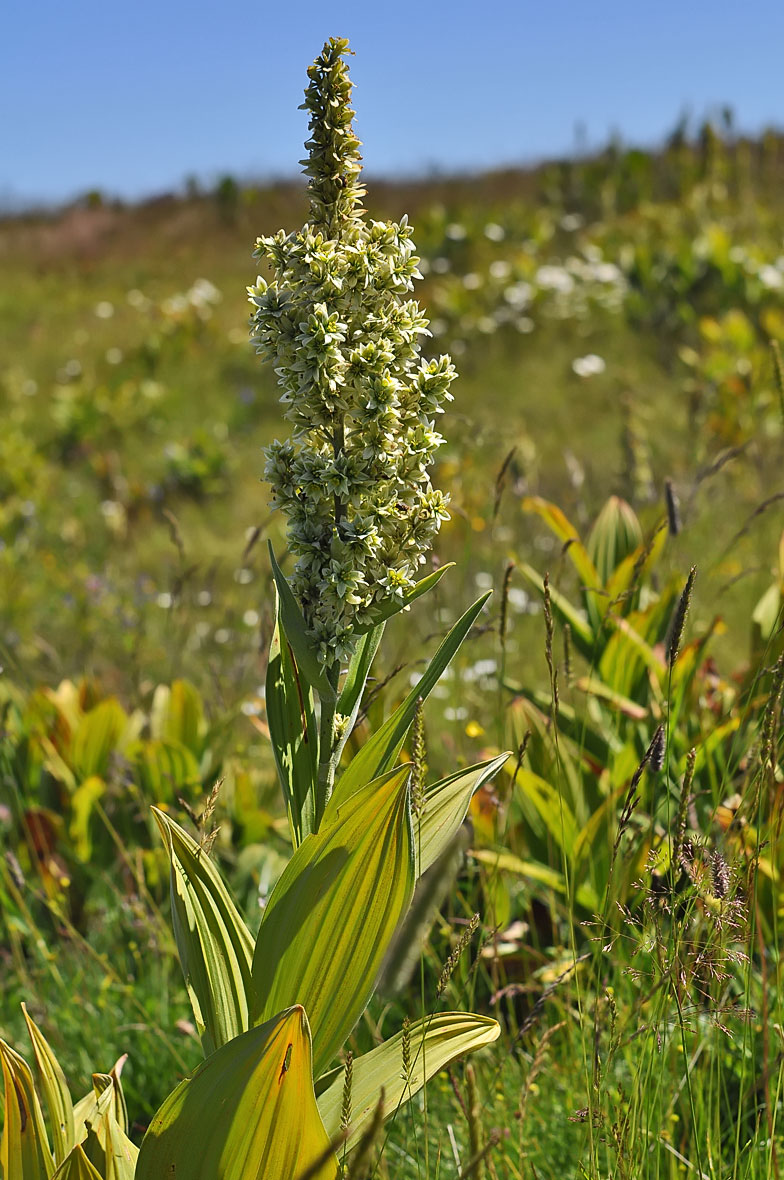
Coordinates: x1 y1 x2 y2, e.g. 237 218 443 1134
4 0 784 206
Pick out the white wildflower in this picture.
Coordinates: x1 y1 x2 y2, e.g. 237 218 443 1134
572 354 606 377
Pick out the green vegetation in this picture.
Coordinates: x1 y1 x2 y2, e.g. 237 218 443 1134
3 35 784 1180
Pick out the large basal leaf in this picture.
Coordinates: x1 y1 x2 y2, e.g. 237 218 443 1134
266 588 319 849
586 495 642 588
68 775 106 862
317 1012 500 1153
99 1107 138 1180
268 543 336 702
471 848 598 911
72 1067 126 1148
522 497 601 591
23 1004 74 1166
71 699 129 780
515 769 579 858
250 766 415 1077
603 519 667 612
150 679 205 753
327 594 491 812
76 1071 137 1180
51 1143 103 1180
130 738 202 804
0 1037 55 1180
153 808 254 1056
574 676 648 719
516 563 595 656
417 753 510 875
136 1006 338 1180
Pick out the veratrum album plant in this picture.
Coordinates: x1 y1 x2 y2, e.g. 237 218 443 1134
1 37 503 1180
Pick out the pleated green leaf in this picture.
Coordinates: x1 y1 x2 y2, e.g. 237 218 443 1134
153 807 254 1057
586 495 643 587
328 594 491 812
516 563 595 655
151 678 205 752
130 738 202 804
51 1143 103 1180
471 848 598 911
251 766 415 1077
522 497 600 589
268 543 337 702
76 1073 137 1180
603 518 667 609
71 699 129 779
73 1070 120 1147
515 769 579 857
102 1108 138 1180
136 1006 338 1180
266 588 319 849
317 1012 500 1152
0 1037 55 1180
336 624 385 722
22 1004 74 1166
417 753 510 875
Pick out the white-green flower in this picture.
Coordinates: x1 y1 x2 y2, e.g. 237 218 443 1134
249 37 456 664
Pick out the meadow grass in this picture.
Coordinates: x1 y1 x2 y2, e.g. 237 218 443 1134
2 129 784 1176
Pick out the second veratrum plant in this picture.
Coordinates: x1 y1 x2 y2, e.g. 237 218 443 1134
1 38 504 1180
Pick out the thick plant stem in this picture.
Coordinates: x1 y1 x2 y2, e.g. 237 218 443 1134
315 662 341 827
313 417 346 828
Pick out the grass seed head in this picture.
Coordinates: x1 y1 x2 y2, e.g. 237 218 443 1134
666 565 696 668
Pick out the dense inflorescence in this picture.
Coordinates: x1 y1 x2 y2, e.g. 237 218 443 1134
249 38 456 665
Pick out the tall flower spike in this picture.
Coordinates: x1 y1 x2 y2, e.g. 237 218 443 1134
250 37 456 667
301 37 366 237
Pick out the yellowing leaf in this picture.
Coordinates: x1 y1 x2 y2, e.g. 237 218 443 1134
72 1067 125 1147
574 676 648 719
417 753 510 875
68 776 105 862
136 1006 338 1180
22 1004 74 1165
0 1037 55 1180
329 594 490 810
266 589 319 848
51 1143 103 1180
71 699 128 779
522 497 600 590
156 679 205 752
153 808 254 1057
603 520 667 609
586 495 642 588
317 1012 499 1152
515 769 578 857
471 848 597 911
130 738 202 803
251 766 415 1077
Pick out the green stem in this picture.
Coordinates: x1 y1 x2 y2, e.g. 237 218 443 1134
315 660 341 826
313 414 347 827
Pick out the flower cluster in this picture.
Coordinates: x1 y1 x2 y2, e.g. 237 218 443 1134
249 38 455 664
